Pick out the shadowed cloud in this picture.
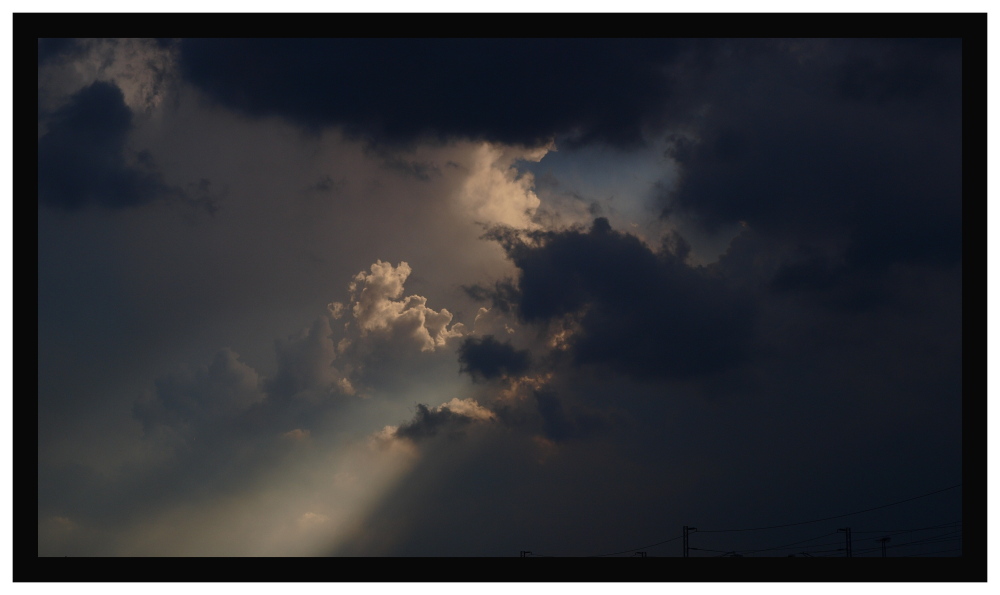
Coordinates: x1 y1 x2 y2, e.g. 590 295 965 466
488 217 756 380
394 399 495 443
457 335 531 382
177 38 699 148
37 81 175 209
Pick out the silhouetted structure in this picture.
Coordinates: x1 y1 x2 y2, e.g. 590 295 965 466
683 526 697 557
838 528 853 557
877 536 891 558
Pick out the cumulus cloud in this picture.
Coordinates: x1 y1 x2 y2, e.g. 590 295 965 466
346 260 464 352
391 398 496 443
458 143 548 229
130 257 470 448
484 217 756 380
131 256 476 453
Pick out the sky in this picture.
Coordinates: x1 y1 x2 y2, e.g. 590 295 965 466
33 35 969 566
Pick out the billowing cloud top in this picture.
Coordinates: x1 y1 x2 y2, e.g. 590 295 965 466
342 260 464 352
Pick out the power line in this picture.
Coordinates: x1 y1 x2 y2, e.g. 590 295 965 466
689 546 734 554
529 484 960 557
704 526 960 558
588 535 682 557
696 484 961 534
852 520 962 535
878 530 962 551
737 531 841 554
703 540 848 557
888 534 963 550
797 547 845 555
903 548 963 557
786 540 851 551
852 531 962 555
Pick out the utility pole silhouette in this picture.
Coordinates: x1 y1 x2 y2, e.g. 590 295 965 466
877 537 890 558
683 526 697 557
838 528 853 557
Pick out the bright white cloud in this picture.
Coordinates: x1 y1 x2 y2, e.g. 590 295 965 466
346 260 464 352
457 142 551 229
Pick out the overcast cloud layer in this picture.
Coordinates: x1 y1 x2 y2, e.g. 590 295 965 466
37 37 965 564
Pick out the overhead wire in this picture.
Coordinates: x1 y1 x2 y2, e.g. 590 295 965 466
852 520 962 535
529 484 961 557
695 484 961 534
903 548 963 557
734 531 841 555
851 533 962 557
587 534 682 557
688 547 735 554
853 530 963 554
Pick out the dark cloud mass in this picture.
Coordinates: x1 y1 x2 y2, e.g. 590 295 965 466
457 335 531 382
489 218 755 380
533 389 611 443
662 39 962 278
177 38 695 148
461 278 520 314
37 37 82 66
394 402 487 443
37 81 173 209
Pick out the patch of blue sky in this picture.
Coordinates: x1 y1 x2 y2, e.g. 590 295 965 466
516 135 740 265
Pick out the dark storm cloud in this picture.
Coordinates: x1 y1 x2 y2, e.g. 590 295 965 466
835 38 962 106
177 38 699 148
37 37 83 67
487 217 755 380
37 81 175 209
394 402 488 443
662 39 962 280
457 335 531 382
461 278 520 314
533 389 611 443
767 250 885 313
